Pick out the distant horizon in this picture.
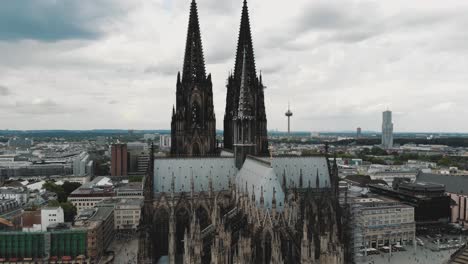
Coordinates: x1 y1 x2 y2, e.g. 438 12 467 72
0 129 467 135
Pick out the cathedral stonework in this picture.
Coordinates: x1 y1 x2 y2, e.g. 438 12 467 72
224 0 268 156
170 0 216 156
139 1 346 263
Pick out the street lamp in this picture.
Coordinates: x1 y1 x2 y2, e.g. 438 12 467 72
385 230 396 261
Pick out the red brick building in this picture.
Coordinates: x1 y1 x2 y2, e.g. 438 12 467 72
111 143 127 176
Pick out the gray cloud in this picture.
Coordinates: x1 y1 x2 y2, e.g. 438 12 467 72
0 85 11 96
296 2 365 32
144 62 179 76
12 98 81 115
263 0 468 53
206 47 233 65
0 0 128 41
1 0 468 131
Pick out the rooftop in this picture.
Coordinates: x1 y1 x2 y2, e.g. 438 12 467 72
70 176 142 197
400 181 445 189
97 198 143 207
352 194 413 210
417 173 468 194
74 206 113 229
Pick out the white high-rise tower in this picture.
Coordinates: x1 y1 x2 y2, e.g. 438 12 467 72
381 110 394 149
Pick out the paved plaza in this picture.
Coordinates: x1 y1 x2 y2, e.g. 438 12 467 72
357 245 457 264
107 233 139 264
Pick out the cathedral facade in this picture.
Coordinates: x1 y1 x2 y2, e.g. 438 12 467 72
139 1 346 263
223 0 268 157
170 0 216 156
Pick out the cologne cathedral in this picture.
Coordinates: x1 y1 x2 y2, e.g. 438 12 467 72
138 1 346 263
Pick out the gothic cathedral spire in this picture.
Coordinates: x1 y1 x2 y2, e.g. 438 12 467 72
171 0 216 156
182 0 206 83
234 0 256 82
224 0 268 156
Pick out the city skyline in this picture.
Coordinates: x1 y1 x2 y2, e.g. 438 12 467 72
0 0 467 132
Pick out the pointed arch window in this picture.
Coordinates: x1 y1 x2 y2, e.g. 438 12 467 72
191 101 201 128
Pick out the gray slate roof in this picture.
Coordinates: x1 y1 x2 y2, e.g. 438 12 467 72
271 156 331 189
153 155 333 212
417 173 468 194
154 157 237 193
236 157 285 211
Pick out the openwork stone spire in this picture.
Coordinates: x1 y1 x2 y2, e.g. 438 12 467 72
224 0 268 155
234 0 256 81
237 48 254 119
182 0 206 83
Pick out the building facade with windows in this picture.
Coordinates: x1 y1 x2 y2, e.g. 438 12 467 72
74 206 114 261
98 198 143 230
351 197 415 260
40 207 64 231
0 188 29 205
111 143 128 176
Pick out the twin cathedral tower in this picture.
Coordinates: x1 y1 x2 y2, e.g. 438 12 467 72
140 2 346 263
170 0 269 166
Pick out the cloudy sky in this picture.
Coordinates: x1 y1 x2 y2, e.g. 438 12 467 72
1 0 467 132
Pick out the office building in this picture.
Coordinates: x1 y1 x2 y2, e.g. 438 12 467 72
74 206 114 261
111 143 127 176
369 179 451 225
98 198 143 230
416 173 468 225
68 176 143 213
73 152 90 176
381 110 394 149
127 146 149 175
115 181 143 199
68 176 116 213
0 164 73 178
351 196 415 261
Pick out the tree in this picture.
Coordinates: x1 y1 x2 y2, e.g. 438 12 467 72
43 181 81 203
370 147 387 156
43 181 66 202
438 157 454 167
60 202 78 222
62 182 81 197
